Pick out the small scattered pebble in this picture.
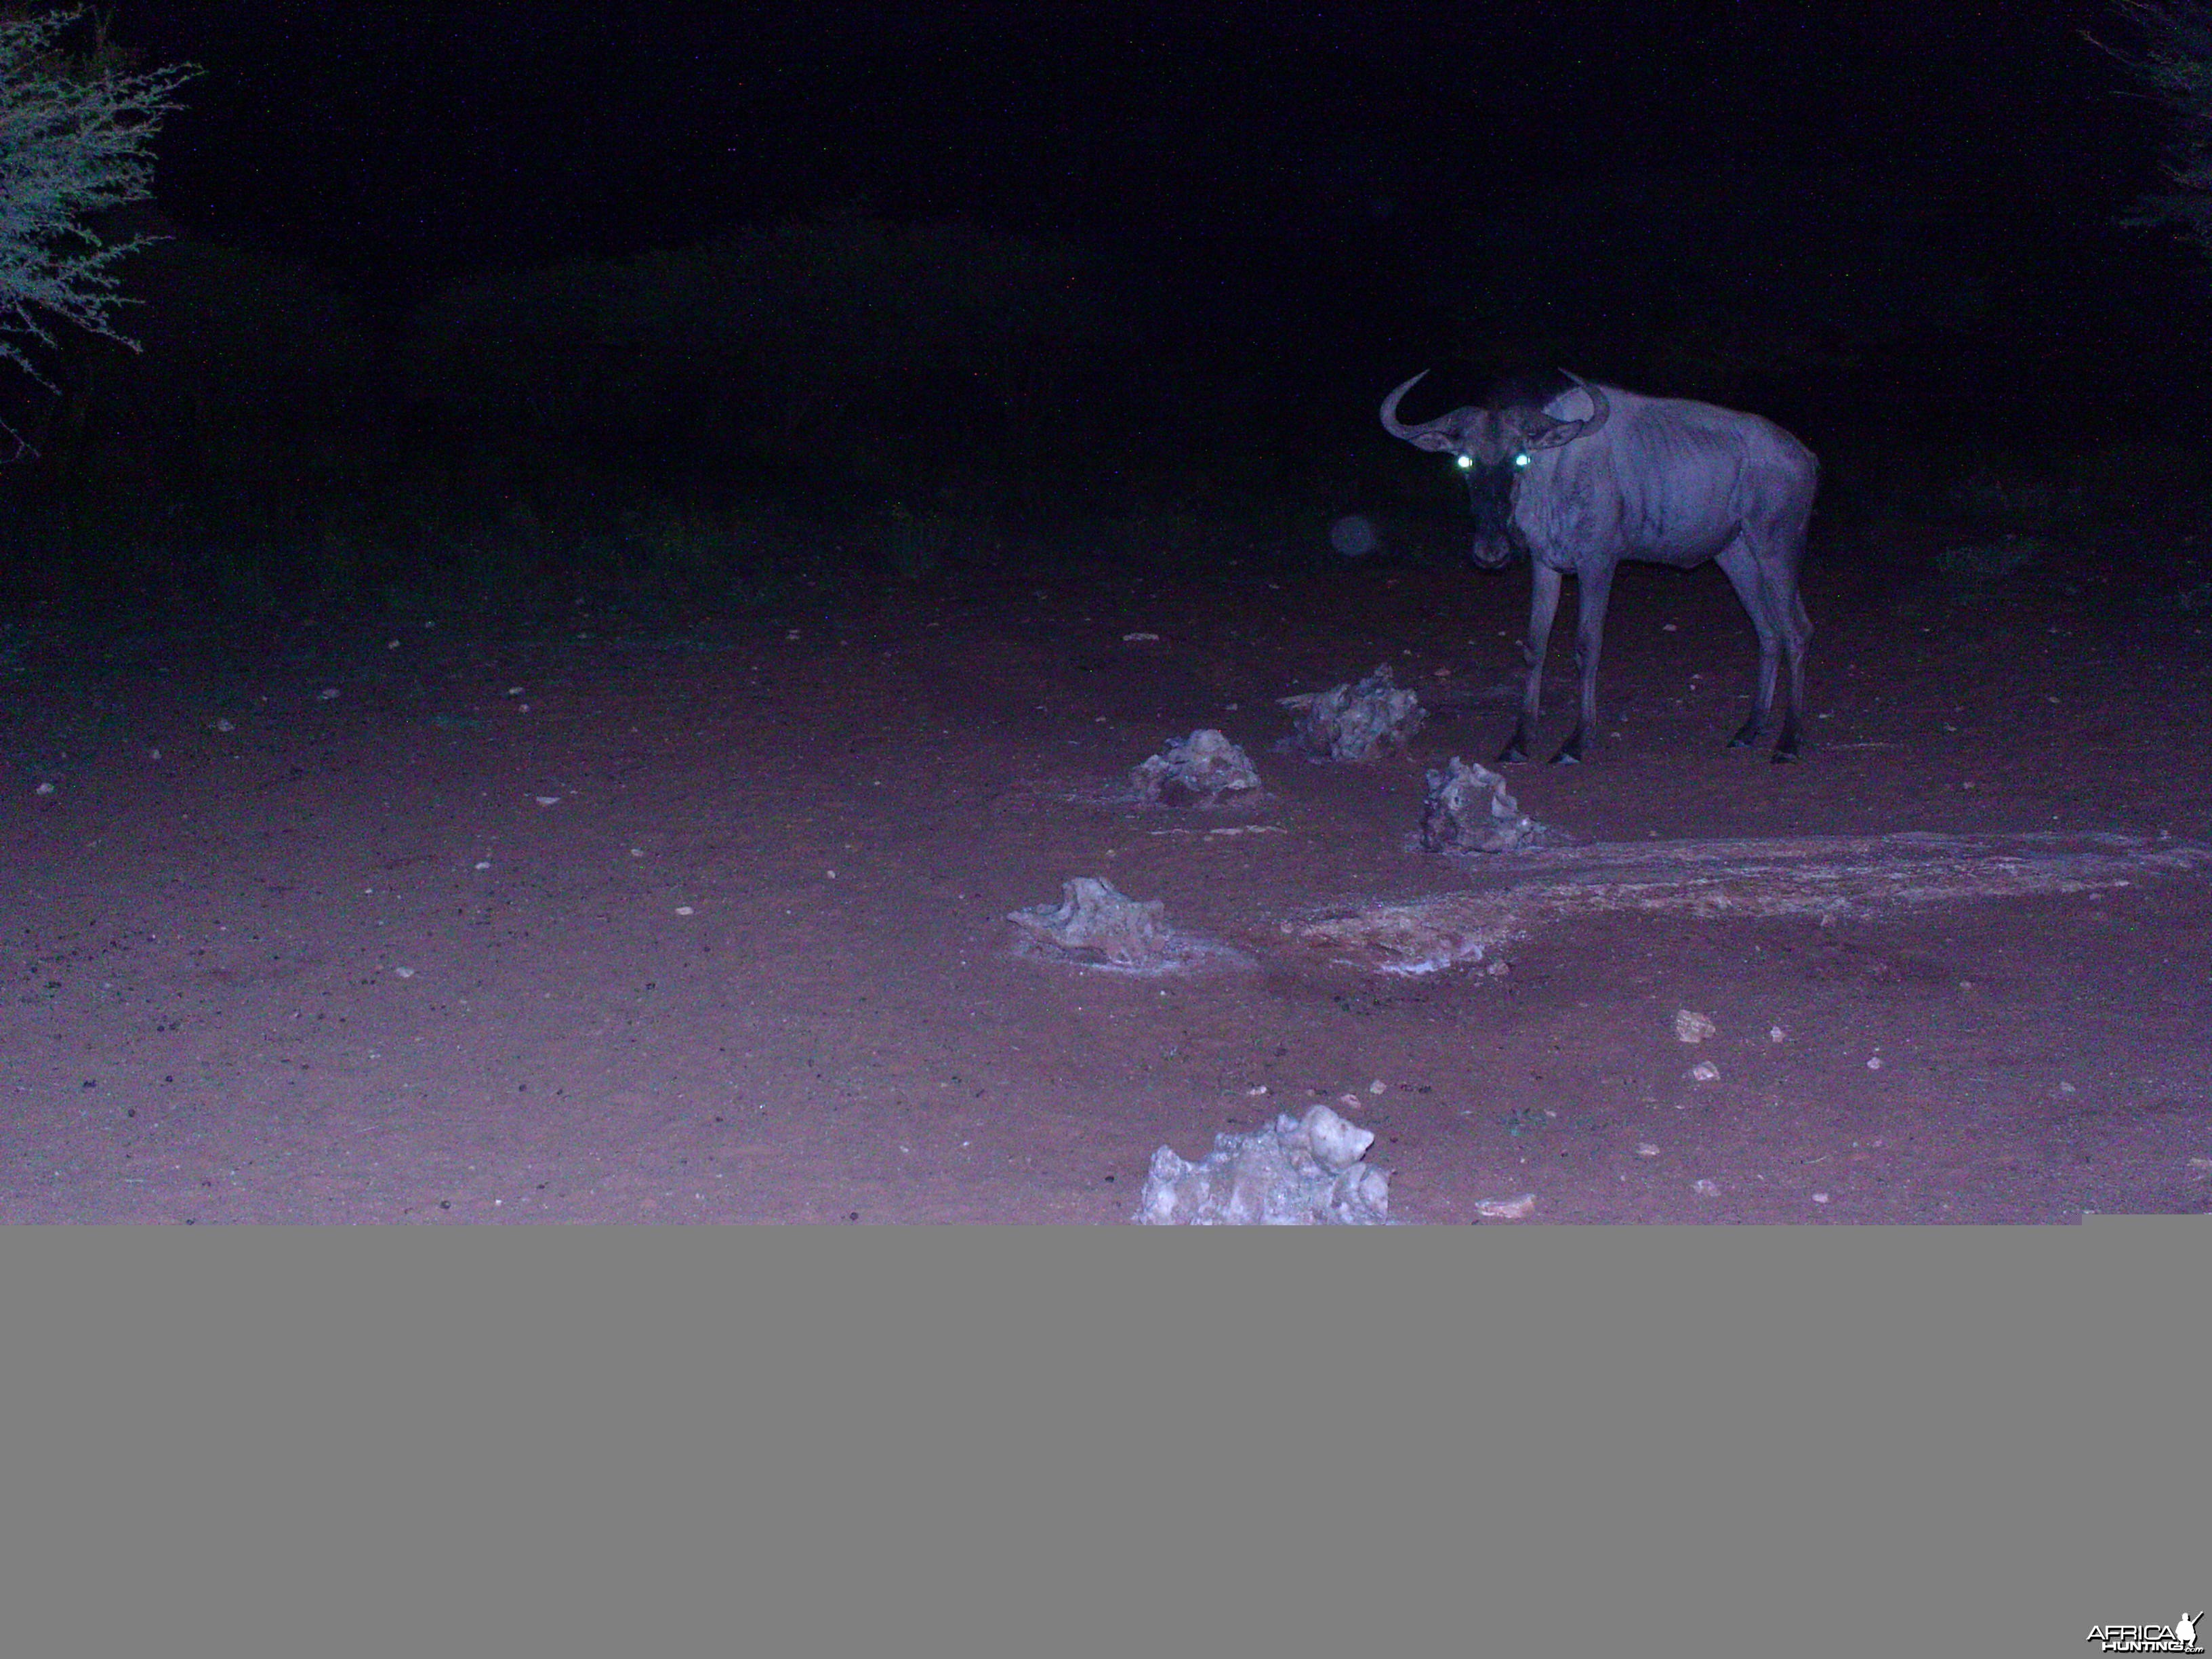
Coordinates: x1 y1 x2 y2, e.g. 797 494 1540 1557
392 967 415 979
1636 1143 1660 1158
1693 1179 1721 1195
1674 1010 1717 1044
1473 1193 1537 1221
1689 1061 1720 1083
1867 1056 1884 1071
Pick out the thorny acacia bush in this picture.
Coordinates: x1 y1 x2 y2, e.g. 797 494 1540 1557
0 9 194 398
2106 1 2212 269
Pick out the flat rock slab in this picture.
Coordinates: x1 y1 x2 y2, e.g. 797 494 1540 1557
1010 875 1249 976
1290 832 2212 976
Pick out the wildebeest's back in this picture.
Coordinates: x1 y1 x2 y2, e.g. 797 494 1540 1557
1597 390 1816 562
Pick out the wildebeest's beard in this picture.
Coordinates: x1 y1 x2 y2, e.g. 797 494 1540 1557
1465 459 1521 569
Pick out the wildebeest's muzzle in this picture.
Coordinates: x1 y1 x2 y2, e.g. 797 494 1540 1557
1465 457 1523 570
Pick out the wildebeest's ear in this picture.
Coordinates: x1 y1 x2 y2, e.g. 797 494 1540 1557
1552 383 1603 424
1517 411 1586 450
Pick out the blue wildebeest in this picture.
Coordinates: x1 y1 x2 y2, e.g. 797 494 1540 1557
1381 369 1819 763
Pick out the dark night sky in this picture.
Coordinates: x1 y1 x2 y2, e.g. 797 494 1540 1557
118 5 2164 267
100 1 2212 423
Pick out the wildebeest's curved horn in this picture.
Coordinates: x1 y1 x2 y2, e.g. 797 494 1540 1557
1560 371 1610 438
1380 370 1438 439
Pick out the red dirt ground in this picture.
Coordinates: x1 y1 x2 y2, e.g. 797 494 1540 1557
5 531 2210 1223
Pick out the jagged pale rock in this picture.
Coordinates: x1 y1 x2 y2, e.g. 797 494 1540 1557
1420 756 1551 853
1279 664 1425 761
1134 1103 1393 1225
1130 728 1263 805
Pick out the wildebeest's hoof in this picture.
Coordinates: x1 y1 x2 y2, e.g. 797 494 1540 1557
1547 748 1582 766
1770 747 1801 764
1495 744 1530 765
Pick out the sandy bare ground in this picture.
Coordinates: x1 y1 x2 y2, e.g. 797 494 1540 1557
5 531 2210 1223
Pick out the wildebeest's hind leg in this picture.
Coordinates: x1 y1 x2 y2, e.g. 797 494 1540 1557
1715 538 1786 756
1498 562 1564 764
1771 590 1812 761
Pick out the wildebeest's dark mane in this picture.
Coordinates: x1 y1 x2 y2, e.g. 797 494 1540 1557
1479 369 1576 413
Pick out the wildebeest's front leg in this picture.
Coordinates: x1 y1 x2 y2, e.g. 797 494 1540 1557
1551 559 1616 764
1498 561 1564 763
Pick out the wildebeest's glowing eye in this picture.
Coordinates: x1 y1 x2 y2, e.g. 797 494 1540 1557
1456 455 1473 470
1514 452 1532 469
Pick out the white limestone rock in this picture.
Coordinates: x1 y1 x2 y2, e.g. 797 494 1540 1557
1134 1103 1393 1225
